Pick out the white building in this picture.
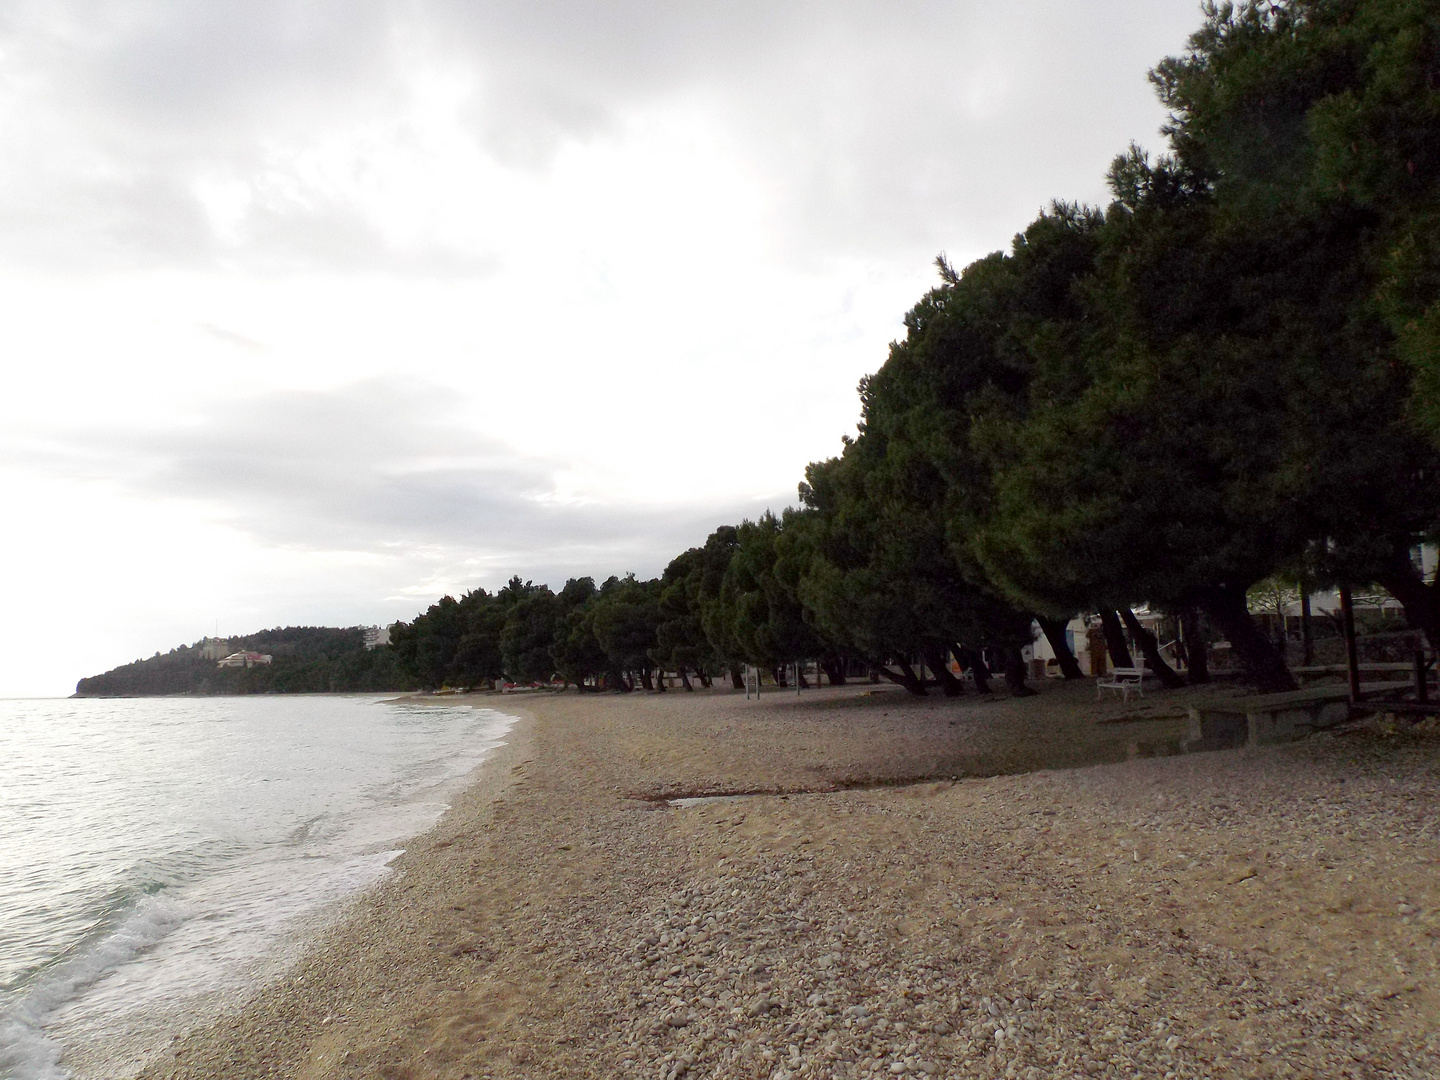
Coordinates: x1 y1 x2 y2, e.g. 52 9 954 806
1029 615 1103 676
363 626 391 650
217 651 273 669
1029 610 1168 677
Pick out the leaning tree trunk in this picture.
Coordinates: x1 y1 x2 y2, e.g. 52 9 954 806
821 657 846 686
875 659 928 696
1119 608 1186 688
729 665 745 690
1200 585 1296 693
1299 590 1314 667
1000 647 1038 697
796 665 810 689
679 667 694 691
1181 606 1210 684
1035 616 1084 679
1098 609 1135 669
956 645 993 693
923 646 964 697
1376 546 1440 651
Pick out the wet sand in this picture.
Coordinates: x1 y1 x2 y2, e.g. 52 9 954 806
138 681 1440 1079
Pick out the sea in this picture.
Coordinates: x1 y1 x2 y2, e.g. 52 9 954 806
0 695 516 1080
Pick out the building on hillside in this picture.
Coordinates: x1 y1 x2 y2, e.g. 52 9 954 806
363 626 391 650
217 651 273 669
198 637 230 660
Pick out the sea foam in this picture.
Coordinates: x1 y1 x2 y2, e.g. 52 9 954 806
0 696 515 1080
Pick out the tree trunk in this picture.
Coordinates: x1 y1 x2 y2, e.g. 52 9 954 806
1001 647 1038 697
1098 609 1135 669
1376 546 1440 651
955 645 993 693
1300 589 1314 667
796 665 810 689
821 657 846 686
876 660 928 696
638 668 654 692
923 647 964 697
1036 616 1084 679
729 665 745 689
1199 585 1295 693
1119 608 1186 688
679 667 694 691
1181 606 1210 684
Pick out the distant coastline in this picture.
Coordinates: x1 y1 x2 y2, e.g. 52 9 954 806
73 626 416 698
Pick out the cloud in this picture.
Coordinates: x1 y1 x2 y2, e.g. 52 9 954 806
17 378 789 582
0 0 1211 693
198 323 265 351
0 0 1204 273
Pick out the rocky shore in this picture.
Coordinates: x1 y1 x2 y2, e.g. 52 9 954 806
139 682 1439 1079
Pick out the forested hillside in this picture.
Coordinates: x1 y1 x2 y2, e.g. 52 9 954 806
74 627 416 697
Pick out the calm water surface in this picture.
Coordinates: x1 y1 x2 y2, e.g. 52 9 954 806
0 695 515 1080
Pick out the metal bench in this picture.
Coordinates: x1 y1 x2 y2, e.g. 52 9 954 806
1096 666 1149 702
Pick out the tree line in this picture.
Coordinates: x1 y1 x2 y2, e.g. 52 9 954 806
400 1 1440 696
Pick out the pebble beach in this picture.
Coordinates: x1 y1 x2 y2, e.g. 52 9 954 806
139 681 1440 1080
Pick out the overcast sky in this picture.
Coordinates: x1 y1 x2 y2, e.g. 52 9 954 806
0 0 1205 695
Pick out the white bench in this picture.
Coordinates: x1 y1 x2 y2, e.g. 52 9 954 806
1096 666 1150 702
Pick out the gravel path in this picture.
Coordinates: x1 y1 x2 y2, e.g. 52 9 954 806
139 682 1440 1080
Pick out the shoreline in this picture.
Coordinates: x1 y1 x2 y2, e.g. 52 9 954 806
137 684 1440 1079
132 695 539 1080
0 694 525 1080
